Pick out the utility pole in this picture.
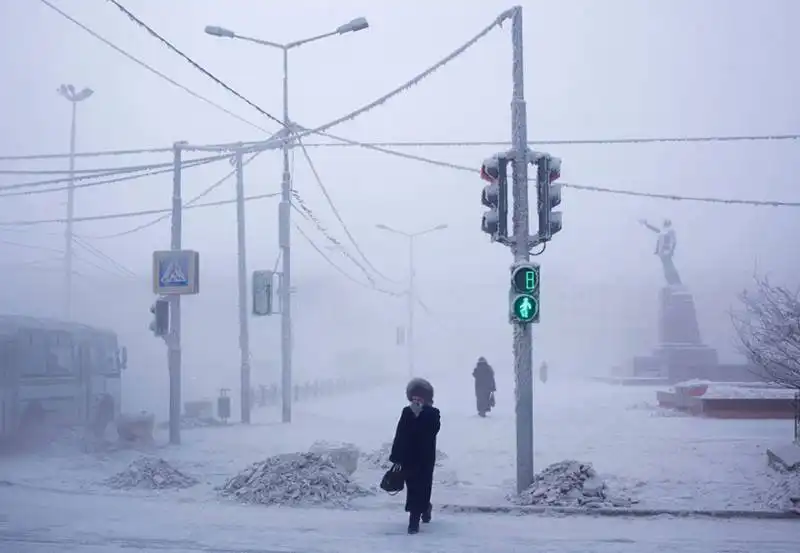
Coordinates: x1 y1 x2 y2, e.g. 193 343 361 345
57 84 93 320
234 150 252 424
279 48 293 424
406 237 415 378
509 7 534 495
168 142 184 445
375 223 448 378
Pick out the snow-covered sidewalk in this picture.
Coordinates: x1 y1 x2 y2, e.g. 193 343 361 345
0 377 796 513
0 484 798 553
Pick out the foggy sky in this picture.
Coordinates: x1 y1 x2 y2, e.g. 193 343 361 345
1 0 799 414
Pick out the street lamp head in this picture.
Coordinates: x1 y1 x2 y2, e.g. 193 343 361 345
375 224 391 231
337 17 369 34
57 84 94 102
205 25 235 38
433 224 449 231
74 88 93 102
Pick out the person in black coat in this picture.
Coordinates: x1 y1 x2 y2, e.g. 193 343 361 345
472 357 496 417
389 377 441 534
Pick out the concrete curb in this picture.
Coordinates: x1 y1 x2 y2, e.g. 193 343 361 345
439 503 800 520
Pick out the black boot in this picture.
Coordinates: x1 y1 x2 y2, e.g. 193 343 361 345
421 504 432 523
408 512 421 534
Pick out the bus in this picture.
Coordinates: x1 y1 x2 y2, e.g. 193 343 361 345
0 315 127 442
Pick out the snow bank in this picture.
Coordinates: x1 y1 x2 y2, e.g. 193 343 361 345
309 440 360 475
219 452 372 507
360 441 448 471
511 460 635 508
674 380 796 399
104 456 198 490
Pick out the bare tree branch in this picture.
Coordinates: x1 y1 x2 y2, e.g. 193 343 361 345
731 275 800 389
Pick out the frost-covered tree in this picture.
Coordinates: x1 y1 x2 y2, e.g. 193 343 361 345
732 276 800 389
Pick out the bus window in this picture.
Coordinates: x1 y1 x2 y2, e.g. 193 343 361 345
19 330 46 376
46 331 74 375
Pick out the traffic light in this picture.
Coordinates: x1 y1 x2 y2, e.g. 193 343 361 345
480 155 509 241
537 155 562 241
509 262 540 324
149 298 170 337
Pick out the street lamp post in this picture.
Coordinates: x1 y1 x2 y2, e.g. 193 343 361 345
204 18 369 423
57 84 94 321
375 223 448 377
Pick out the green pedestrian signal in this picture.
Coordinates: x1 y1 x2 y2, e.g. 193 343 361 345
512 294 538 323
509 263 541 324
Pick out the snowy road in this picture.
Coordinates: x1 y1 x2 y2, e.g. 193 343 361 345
0 485 798 553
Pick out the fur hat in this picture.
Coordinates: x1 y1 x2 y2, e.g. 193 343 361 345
406 377 434 403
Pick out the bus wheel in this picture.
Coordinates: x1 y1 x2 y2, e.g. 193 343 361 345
19 401 45 440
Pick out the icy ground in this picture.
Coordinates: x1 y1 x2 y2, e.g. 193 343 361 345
0 378 797 512
0 484 798 553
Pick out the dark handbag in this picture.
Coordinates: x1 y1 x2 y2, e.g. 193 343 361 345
380 467 405 495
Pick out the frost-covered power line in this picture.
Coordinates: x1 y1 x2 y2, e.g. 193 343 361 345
38 0 269 135
0 154 227 193
105 0 285 127
0 192 279 227
295 137 391 283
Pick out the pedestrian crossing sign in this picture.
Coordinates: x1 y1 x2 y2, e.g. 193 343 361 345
152 250 200 295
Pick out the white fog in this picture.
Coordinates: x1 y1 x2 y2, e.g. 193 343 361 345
0 1 799 551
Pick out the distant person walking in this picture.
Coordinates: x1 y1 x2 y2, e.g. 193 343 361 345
389 377 441 534
539 361 548 384
472 357 496 417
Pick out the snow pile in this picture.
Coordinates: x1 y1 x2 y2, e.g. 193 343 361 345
219 452 372 507
309 441 360 475
626 401 690 418
361 441 448 470
512 460 634 508
104 456 198 490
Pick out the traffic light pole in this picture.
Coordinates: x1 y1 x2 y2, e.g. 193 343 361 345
168 143 184 446
509 6 535 495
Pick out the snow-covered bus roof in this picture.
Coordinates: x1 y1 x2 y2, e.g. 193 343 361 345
0 315 116 339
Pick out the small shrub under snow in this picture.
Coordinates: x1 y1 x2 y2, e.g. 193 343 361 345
511 460 634 508
104 456 198 490
219 452 372 507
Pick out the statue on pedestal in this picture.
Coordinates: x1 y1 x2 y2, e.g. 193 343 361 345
639 218 682 286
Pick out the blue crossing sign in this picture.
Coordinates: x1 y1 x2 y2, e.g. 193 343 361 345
152 250 200 295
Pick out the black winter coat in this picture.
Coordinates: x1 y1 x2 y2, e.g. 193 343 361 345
389 404 441 469
389 404 441 514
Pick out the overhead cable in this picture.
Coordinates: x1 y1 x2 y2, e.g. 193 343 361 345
0 191 279 227
37 0 269 134
295 136 393 283
294 222 400 297
0 158 212 198
0 153 227 192
300 134 800 148
105 0 283 127
82 151 266 239
5 131 800 162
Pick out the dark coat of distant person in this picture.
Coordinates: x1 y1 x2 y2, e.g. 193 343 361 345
472 357 496 415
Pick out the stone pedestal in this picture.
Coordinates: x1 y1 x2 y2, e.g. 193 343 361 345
629 285 718 381
658 286 703 345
